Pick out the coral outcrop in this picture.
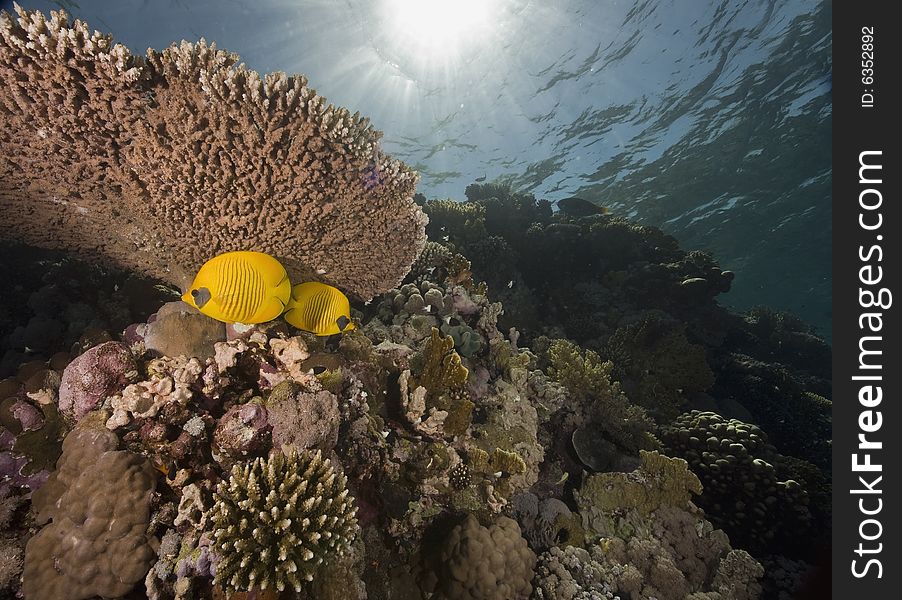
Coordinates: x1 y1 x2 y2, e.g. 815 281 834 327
207 449 358 593
0 5 426 300
24 419 157 600
660 410 813 555
58 341 136 421
572 451 763 600
419 514 536 600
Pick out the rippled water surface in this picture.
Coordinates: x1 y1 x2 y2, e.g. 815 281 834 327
19 0 832 339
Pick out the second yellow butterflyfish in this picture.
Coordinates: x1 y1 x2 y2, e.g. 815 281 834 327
283 281 355 336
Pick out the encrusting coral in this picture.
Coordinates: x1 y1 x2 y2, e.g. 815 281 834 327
207 449 358 593
0 5 426 300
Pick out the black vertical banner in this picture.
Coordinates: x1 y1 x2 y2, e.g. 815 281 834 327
833 1 900 597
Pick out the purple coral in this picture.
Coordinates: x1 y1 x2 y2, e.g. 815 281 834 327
58 342 135 421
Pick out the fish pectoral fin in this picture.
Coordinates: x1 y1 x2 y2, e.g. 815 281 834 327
259 297 289 321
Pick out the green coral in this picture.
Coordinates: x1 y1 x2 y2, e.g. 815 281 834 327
409 328 472 436
606 316 714 420
440 321 484 359
660 410 812 555
316 368 345 394
577 450 701 520
543 338 657 454
207 449 358 593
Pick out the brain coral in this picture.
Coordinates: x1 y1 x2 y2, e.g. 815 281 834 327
0 6 426 300
24 419 157 600
207 449 358 593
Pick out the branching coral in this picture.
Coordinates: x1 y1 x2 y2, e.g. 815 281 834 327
541 338 657 465
207 449 358 593
0 5 425 300
422 199 487 246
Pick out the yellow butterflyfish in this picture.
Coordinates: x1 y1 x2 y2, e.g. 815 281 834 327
283 281 355 336
181 251 291 324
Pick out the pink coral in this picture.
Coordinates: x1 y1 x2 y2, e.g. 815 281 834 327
58 342 135 421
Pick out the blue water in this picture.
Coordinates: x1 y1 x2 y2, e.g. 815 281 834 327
17 0 832 340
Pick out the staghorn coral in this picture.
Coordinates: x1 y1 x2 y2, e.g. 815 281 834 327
660 410 812 555
207 449 358 593
24 419 157 600
0 6 425 300
420 514 536 600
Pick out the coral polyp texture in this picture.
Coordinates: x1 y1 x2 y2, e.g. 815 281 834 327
207 448 358 593
0 6 426 300
24 420 157 600
422 514 536 600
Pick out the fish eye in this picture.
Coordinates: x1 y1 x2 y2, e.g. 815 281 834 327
190 289 198 297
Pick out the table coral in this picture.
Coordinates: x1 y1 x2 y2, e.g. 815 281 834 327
0 5 425 300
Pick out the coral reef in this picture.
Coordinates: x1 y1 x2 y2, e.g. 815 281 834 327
0 8 833 594
605 315 715 420
539 338 657 473
571 451 763 600
207 449 358 593
0 5 426 300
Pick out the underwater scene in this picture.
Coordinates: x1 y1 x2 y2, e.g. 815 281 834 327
0 1 831 600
